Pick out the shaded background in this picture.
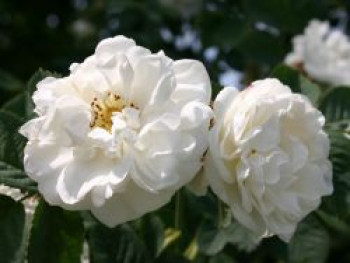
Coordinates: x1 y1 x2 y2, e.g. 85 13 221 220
1 0 349 88
1 1 350 262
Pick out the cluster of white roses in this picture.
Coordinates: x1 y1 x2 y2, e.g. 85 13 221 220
285 19 350 87
19 36 333 242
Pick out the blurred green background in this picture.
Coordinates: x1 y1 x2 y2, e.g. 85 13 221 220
1 1 350 262
1 0 349 94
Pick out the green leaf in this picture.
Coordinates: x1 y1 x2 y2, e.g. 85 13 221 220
209 252 236 263
0 69 60 191
0 110 36 191
327 130 350 175
0 162 36 192
271 64 321 105
0 69 24 92
28 200 84 263
197 220 260 255
321 130 350 218
243 0 327 33
320 87 350 123
0 111 26 168
1 93 26 119
226 222 261 252
316 210 350 237
138 215 165 257
271 64 300 91
155 252 189 263
197 222 228 255
1 69 58 119
85 215 152 263
299 76 321 106
0 195 26 263
289 215 330 263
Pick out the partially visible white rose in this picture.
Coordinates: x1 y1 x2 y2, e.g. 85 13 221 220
19 36 212 227
204 79 333 241
285 19 350 87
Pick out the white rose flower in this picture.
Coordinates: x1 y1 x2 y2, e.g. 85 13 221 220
204 79 333 241
285 19 350 87
19 36 212 227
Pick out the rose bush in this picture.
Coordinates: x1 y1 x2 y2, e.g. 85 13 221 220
1 1 350 261
203 79 333 241
19 35 212 227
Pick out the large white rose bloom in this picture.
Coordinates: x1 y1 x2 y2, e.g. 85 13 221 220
285 19 350 87
204 79 333 241
19 36 212 227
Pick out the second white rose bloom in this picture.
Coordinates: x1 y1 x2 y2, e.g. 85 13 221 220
285 19 350 87
19 36 212 227
204 79 333 241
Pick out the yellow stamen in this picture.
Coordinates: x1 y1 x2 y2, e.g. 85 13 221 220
90 92 136 132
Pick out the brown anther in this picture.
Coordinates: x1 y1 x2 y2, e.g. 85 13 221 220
209 101 214 109
209 118 215 129
201 149 208 162
90 93 135 132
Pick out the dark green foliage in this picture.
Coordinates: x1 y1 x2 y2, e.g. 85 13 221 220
85 214 152 263
0 195 26 263
0 111 37 191
271 64 322 105
320 87 350 123
28 200 84 263
289 215 330 263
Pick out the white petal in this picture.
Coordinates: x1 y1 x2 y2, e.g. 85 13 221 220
91 181 173 227
23 142 75 207
180 101 212 130
130 54 170 108
57 152 129 205
213 87 239 121
172 60 211 104
95 36 136 65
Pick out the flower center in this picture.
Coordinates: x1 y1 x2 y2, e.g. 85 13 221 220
90 92 137 132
